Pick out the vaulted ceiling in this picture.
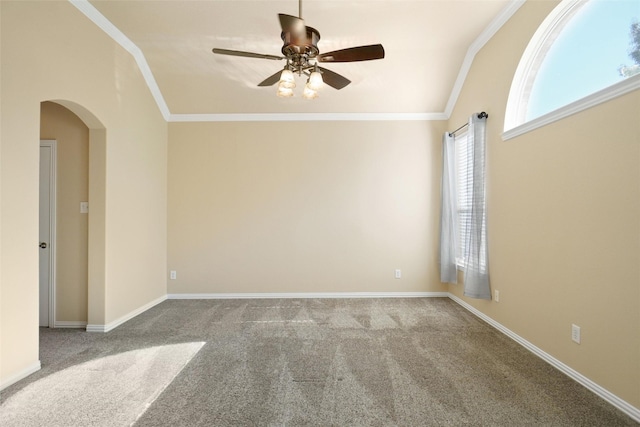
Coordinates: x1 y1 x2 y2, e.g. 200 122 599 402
85 0 520 119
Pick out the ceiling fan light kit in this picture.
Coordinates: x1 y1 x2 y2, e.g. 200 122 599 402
275 64 323 99
212 1 384 100
307 70 323 91
277 85 294 98
278 69 296 89
303 84 319 99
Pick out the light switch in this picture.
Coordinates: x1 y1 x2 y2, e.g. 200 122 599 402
80 202 89 214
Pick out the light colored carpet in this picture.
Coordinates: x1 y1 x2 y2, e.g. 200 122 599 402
0 298 637 426
0 342 204 426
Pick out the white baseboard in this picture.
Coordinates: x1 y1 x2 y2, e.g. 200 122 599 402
86 294 167 333
0 361 41 391
54 321 88 329
447 293 640 423
168 292 449 300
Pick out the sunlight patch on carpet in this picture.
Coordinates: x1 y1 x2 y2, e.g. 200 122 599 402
0 342 205 427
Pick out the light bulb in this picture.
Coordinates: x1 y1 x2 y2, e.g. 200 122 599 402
278 69 295 89
308 71 323 91
303 84 318 99
277 85 294 98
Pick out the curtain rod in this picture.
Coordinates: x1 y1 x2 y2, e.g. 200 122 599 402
448 111 488 137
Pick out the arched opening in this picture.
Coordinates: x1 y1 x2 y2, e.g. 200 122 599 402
40 102 89 327
40 100 107 330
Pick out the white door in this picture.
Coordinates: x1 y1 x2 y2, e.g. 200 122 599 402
39 141 56 327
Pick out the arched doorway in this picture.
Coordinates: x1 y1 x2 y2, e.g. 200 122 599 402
40 100 107 329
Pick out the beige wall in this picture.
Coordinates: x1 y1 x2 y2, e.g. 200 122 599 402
1 1 167 386
1 0 637 413
448 0 640 408
40 101 89 323
0 0 5 389
168 120 446 294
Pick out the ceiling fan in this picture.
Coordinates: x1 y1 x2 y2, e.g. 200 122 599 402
212 1 385 97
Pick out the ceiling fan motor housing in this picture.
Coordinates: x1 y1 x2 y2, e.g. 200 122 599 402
281 26 320 66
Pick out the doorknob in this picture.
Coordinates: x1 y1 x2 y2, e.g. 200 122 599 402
39 242 47 249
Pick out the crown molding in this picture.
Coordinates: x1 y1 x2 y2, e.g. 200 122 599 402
69 0 171 121
169 112 447 122
70 0 523 123
444 0 526 117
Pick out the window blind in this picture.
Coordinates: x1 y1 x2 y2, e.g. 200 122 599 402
455 132 487 270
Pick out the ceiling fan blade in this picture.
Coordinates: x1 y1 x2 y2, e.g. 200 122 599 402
212 48 284 61
318 67 351 90
318 44 385 63
258 70 283 87
278 13 305 37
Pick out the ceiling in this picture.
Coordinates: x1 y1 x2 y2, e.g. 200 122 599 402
85 0 519 119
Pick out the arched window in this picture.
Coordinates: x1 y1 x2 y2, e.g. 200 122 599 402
504 0 640 139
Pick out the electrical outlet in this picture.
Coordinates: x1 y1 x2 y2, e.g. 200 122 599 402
394 269 402 279
494 290 500 302
571 324 581 344
170 270 177 280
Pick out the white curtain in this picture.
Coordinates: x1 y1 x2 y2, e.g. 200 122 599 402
462 114 491 299
439 132 458 284
439 113 491 298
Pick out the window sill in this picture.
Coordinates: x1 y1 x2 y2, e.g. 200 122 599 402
502 74 640 141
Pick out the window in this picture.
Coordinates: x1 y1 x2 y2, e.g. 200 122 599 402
504 0 640 138
528 0 639 120
439 114 490 295
455 131 487 270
